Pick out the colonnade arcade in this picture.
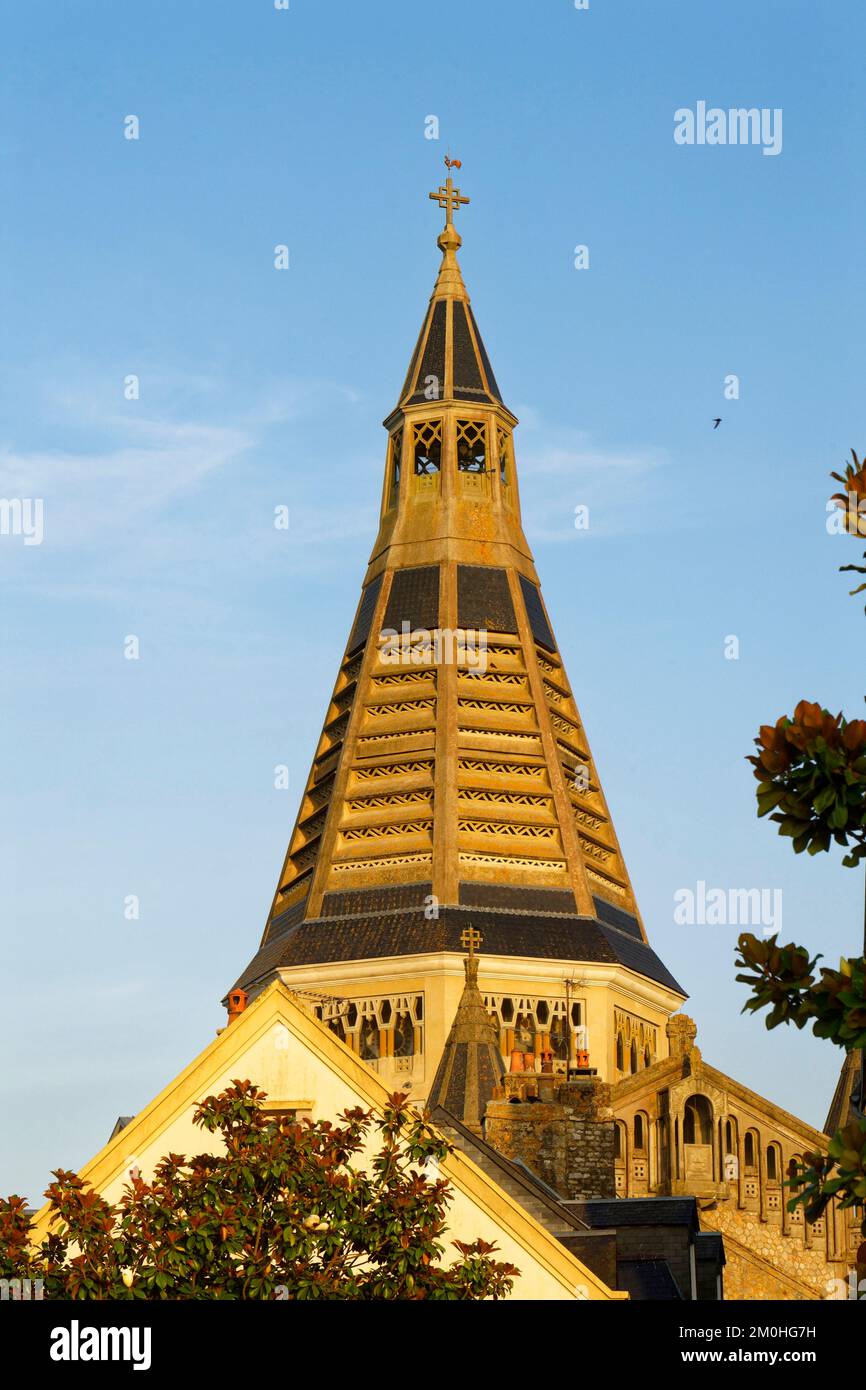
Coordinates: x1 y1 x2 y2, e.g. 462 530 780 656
614 1085 846 1260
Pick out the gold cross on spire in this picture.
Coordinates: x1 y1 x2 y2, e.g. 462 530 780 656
429 156 469 227
460 925 482 958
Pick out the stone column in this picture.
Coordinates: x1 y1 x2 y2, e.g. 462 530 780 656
673 1109 684 1183
781 1154 791 1237
758 1139 767 1223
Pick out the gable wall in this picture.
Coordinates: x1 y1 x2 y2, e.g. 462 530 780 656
30 986 623 1303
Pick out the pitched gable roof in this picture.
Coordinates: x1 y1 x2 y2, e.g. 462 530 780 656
30 981 623 1301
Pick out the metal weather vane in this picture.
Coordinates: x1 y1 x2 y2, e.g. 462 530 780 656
429 155 469 226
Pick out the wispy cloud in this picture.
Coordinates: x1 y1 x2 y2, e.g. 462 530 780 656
0 371 371 589
0 419 253 548
514 409 670 541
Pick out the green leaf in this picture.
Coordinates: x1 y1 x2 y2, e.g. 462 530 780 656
813 786 836 814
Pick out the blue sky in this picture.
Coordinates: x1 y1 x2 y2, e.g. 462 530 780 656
1 0 864 1198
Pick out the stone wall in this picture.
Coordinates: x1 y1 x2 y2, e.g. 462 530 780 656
564 1080 616 1200
484 1077 615 1200
700 1202 841 1300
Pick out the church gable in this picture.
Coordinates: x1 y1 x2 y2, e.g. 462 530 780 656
29 983 620 1302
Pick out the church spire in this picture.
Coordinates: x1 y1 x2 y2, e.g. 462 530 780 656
231 171 684 1086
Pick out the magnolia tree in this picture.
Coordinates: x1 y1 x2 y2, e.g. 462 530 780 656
0 1082 518 1300
736 451 866 1275
831 448 866 609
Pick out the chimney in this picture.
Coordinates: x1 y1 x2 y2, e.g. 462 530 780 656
227 988 249 1025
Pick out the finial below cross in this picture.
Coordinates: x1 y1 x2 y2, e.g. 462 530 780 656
460 926 483 958
429 156 469 226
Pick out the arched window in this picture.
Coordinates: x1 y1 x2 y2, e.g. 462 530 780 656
456 420 487 473
744 1131 756 1170
359 1015 380 1061
766 1144 780 1182
614 1122 624 1162
644 1044 652 1068
413 420 442 475
725 1119 735 1153
634 1114 645 1151
616 1033 624 1071
549 1013 568 1061
630 1040 638 1074
388 429 402 508
497 426 510 487
514 1012 535 1052
393 1011 414 1058
683 1095 713 1145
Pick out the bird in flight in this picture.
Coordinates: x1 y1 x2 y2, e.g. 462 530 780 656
713 418 722 429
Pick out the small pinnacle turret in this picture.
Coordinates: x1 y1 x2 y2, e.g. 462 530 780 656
393 161 506 418
427 928 505 1132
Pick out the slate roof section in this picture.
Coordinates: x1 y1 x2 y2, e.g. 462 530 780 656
321 883 433 918
460 882 579 914
383 565 440 633
397 299 506 410
457 564 516 634
398 317 427 403
593 896 643 941
267 895 309 939
427 954 505 1129
617 1259 683 1300
695 1231 726 1266
572 1198 700 1232
404 299 447 407
519 574 556 652
451 302 486 397
467 304 503 403
596 922 684 994
346 574 383 656
231 904 686 997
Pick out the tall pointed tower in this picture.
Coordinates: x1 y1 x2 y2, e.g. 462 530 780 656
233 164 684 1097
